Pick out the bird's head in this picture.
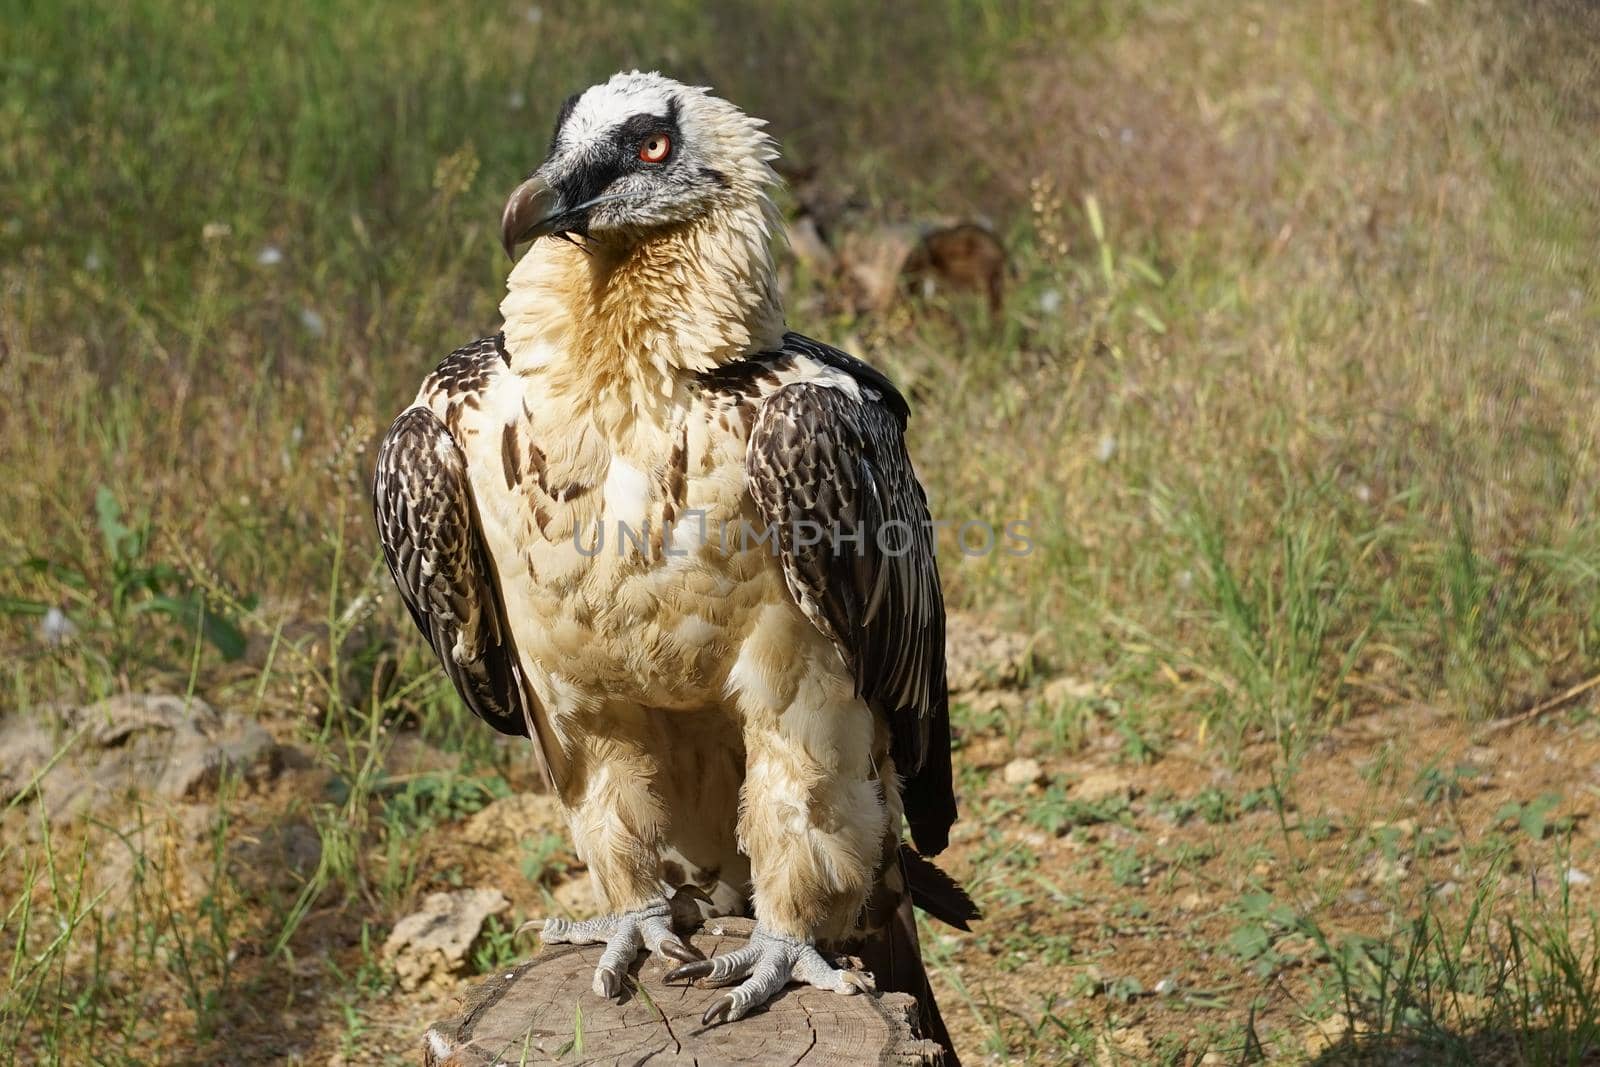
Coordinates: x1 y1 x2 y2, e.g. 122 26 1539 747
501 71 778 258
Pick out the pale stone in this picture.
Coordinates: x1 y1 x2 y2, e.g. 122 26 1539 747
384 888 510 991
1002 757 1045 788
1075 770 1135 804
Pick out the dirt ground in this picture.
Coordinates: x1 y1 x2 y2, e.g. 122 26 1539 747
9 620 1594 1065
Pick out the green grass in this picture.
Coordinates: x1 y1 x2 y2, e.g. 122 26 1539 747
4 0 1600 1063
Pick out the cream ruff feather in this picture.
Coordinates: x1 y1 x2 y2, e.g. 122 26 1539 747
499 84 785 454
373 71 970 1057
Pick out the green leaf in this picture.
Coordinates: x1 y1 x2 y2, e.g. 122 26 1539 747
1520 793 1562 840
1133 304 1168 334
94 486 133 562
137 593 247 661
199 609 248 662
1084 193 1105 245
21 556 91 589
1125 255 1166 286
0 597 50 616
1229 923 1272 960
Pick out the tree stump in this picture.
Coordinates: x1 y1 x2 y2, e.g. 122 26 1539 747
422 917 944 1066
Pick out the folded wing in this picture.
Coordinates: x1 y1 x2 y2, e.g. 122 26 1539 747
373 406 557 789
746 335 957 855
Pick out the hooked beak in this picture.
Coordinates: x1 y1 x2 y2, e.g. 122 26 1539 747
500 173 567 260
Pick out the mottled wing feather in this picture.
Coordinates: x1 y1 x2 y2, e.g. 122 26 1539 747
373 405 556 789
747 335 957 854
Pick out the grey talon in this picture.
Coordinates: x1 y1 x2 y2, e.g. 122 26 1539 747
596 968 622 998
702 994 736 1026
665 959 714 983
661 939 703 964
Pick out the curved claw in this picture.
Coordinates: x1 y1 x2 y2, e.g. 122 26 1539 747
702 994 736 1026
595 966 625 999
665 958 716 983
659 939 704 964
840 969 874 995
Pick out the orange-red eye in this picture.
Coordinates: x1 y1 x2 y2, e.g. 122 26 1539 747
639 134 671 163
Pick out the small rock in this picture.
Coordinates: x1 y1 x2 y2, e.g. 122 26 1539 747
1095 1025 1150 1066
1274 935 1328 964
1153 977 1178 996
38 606 76 645
945 615 1039 694
1304 1013 1353 1056
1002 757 1044 788
964 690 1026 718
1075 770 1135 804
1042 676 1098 706
1566 867 1592 887
462 792 566 849
159 717 278 798
1370 817 1417 841
384 888 509 991
1362 855 1408 886
0 694 281 823
1176 891 1208 912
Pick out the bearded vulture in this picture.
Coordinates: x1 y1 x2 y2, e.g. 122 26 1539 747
374 71 976 1057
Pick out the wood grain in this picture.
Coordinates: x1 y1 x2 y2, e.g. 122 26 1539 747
422 917 943 1066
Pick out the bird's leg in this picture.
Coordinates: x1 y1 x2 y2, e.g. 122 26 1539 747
537 723 700 998
668 682 885 1022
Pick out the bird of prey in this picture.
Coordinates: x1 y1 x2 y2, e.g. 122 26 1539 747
374 71 976 1055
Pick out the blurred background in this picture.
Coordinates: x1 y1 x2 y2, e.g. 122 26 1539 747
3 1 1600 1063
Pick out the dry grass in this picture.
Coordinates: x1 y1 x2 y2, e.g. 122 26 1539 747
3 0 1600 1063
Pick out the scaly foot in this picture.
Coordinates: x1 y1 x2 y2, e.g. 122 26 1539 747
539 896 701 998
664 923 873 1024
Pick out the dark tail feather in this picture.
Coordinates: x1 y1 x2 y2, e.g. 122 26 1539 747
901 845 981 931
902 695 957 855
857 851 964 1066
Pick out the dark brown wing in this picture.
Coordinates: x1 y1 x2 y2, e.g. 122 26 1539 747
373 404 556 789
746 335 956 854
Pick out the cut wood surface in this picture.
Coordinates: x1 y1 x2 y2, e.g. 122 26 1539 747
422 917 944 1066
